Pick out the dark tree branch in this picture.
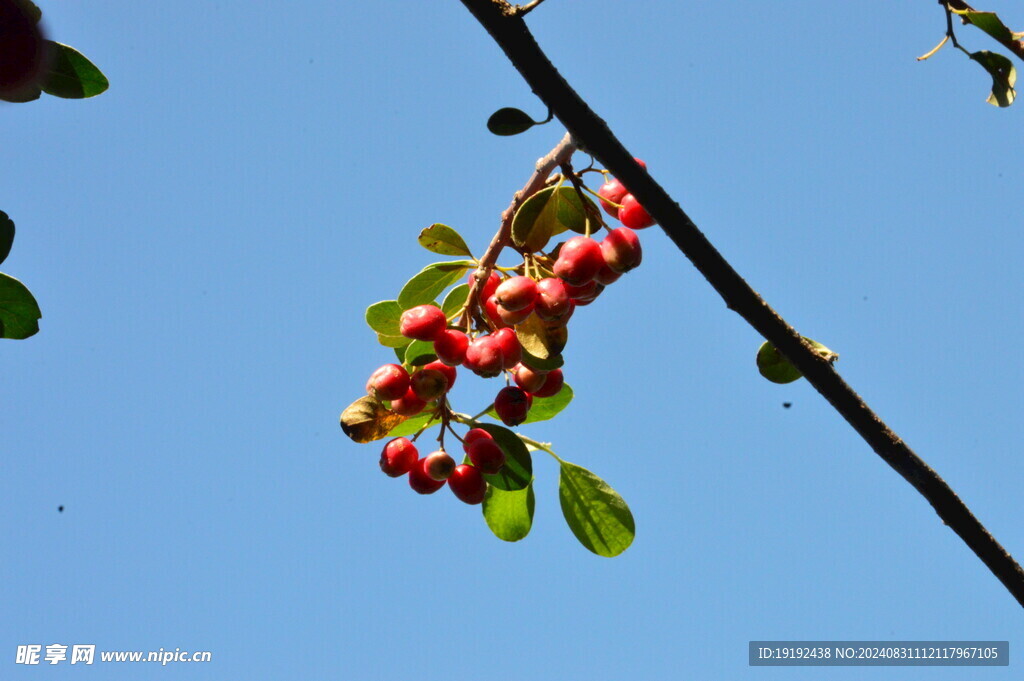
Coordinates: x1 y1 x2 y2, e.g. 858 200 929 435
459 0 1024 607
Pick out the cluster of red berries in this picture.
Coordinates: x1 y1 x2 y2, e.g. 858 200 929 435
379 427 506 503
362 160 654 502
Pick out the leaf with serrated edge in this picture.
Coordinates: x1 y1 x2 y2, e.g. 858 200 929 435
476 424 532 491
483 483 535 541
397 261 475 309
418 224 473 257
558 459 634 557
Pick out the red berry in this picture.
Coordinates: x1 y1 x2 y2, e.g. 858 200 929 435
409 368 449 401
399 304 447 341
531 369 564 398
534 278 572 321
467 271 500 301
601 227 643 272
366 364 410 401
483 295 510 330
513 363 547 393
423 360 456 392
464 335 504 378
553 236 604 286
594 263 622 286
468 438 505 474
496 300 534 326
494 386 531 426
448 464 487 505
408 458 446 494
618 194 655 230
433 329 469 366
491 328 522 370
597 178 628 218
463 428 494 452
564 280 600 300
494 276 538 312
380 437 418 477
424 450 456 481
390 388 427 416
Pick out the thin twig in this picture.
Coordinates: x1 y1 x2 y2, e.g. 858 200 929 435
460 0 1024 608
512 0 547 17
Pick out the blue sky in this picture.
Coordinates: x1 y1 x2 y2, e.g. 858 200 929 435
3 1 1023 678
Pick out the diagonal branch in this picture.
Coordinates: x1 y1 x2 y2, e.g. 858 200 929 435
460 0 1024 607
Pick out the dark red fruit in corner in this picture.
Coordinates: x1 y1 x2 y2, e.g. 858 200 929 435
366 363 410 401
399 304 448 341
467 438 505 474
408 458 446 494
390 388 427 416
424 450 456 481
494 275 537 312
409 368 449 401
462 428 494 452
531 368 564 398
553 236 604 286
601 227 643 273
380 437 419 477
448 464 487 505
491 328 522 370
494 386 531 426
433 329 469 366
464 335 504 378
618 194 656 230
597 178 628 218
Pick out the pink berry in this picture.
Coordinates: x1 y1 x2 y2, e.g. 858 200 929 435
468 438 506 474
366 364 410 401
464 335 504 378
483 295 510 330
467 271 501 301
423 360 457 392
408 458 446 494
513 363 547 393
433 329 469 366
448 464 487 505
564 280 600 301
424 450 456 481
534 278 572 321
597 178 628 218
399 304 447 341
409 368 449 401
380 438 419 477
496 300 534 326
617 194 655 230
553 236 604 286
494 276 538 312
594 263 622 286
390 388 427 416
531 369 564 398
491 328 522 370
463 428 494 452
601 227 643 273
494 386 531 426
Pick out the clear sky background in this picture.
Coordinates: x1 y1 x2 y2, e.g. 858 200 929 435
3 1 1023 678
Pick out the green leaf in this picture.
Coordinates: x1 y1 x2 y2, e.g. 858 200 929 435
376 332 410 349
511 186 598 252
515 312 568 360
488 383 573 425
0 211 14 266
0 273 41 339
41 42 109 99
487 107 535 136
418 224 473 257
558 459 634 557
441 283 470 319
394 346 409 363
404 339 437 366
476 424 532 491
386 410 440 438
0 85 41 103
483 482 535 542
519 347 564 372
397 261 475 309
365 300 403 336
970 51 1016 107
954 10 1023 52
756 338 837 384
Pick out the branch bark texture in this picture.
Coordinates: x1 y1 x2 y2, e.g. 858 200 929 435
459 0 1024 607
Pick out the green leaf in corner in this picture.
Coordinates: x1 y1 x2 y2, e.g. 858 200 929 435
365 300 403 336
970 50 1016 107
486 107 536 136
41 42 109 99
0 211 14 266
418 224 473 258
397 261 475 309
0 272 41 339
475 424 532 491
558 459 634 557
483 482 535 542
